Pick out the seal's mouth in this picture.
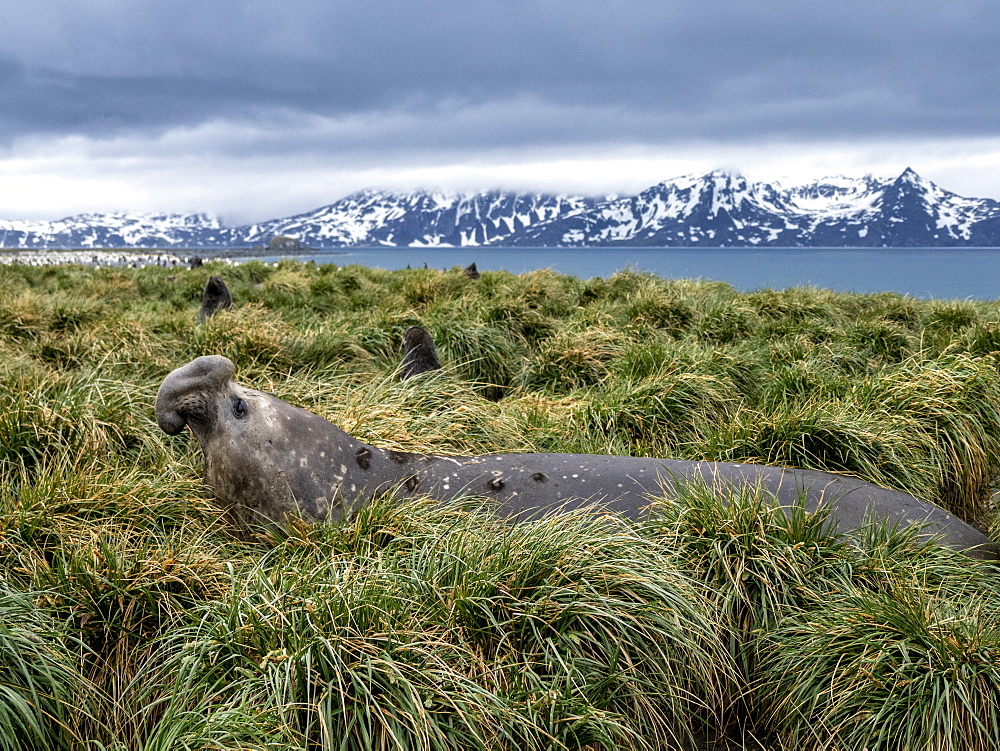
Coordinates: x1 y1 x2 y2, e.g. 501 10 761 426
156 355 236 436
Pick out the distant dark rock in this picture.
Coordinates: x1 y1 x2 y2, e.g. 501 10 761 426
269 235 301 251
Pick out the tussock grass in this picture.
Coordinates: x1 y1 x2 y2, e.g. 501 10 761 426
650 482 850 641
134 499 734 750
3 259 1000 748
518 325 626 393
757 581 1000 751
0 588 93 750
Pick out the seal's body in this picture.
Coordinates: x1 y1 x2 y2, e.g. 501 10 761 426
399 326 442 380
156 356 1000 560
198 276 233 322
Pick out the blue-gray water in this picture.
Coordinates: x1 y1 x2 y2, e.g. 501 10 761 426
240 247 1000 300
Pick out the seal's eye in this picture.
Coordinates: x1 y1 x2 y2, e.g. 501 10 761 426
232 397 249 419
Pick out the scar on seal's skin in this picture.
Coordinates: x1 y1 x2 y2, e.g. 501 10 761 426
355 447 372 470
532 472 547 482
403 475 420 492
488 477 505 491
389 450 414 464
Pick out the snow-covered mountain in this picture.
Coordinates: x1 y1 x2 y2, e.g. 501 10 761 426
3 169 999 249
236 189 599 248
0 212 232 250
508 169 1000 247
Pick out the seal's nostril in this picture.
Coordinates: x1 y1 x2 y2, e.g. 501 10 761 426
157 410 187 435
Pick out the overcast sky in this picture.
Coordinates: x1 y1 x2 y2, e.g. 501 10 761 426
2 0 999 223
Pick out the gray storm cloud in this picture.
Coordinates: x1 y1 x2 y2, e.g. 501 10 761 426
1 0 998 147
1 1 998 221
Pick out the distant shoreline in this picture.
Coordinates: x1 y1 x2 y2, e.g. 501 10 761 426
0 246 350 268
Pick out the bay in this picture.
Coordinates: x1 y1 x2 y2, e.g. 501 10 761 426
236 246 1000 300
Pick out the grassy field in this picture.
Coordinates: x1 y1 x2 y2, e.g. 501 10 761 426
1 258 1000 750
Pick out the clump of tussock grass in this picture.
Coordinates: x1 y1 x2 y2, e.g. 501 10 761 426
841 290 922 326
580 368 739 456
0 290 60 339
492 267 585 320
0 587 94 751
0 367 167 480
518 324 626 393
649 481 851 649
482 296 556 342
854 354 1000 522
257 264 313 300
275 365 535 457
28 520 228 646
621 284 695 335
753 344 878 405
846 517 1000 597
0 457 230 650
583 272 699 335
319 264 406 313
755 580 1000 751
285 320 382 372
0 454 213 536
746 286 844 323
925 298 979 336
959 319 1000 359
39 316 171 378
491 391 636 456
425 318 525 398
692 299 761 344
700 399 940 504
36 525 231 744
0 456 233 747
837 317 916 363
398 266 476 307
136 499 734 750
184 303 298 371
288 305 422 372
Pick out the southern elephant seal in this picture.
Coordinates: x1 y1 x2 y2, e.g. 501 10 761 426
155 355 1000 560
198 276 233 322
400 326 442 380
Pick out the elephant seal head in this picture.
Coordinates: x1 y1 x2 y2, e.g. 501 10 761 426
155 355 366 525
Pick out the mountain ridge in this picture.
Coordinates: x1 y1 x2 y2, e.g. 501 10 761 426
4 169 1000 249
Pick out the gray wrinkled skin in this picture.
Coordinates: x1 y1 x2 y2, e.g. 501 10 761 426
156 356 1000 560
